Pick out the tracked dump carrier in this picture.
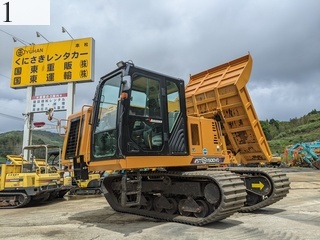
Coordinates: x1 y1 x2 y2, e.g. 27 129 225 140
0 145 70 208
61 54 290 225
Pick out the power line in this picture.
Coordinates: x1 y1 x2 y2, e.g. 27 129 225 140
0 73 10 79
0 28 33 45
0 112 24 121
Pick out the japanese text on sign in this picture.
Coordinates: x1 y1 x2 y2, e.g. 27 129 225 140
11 37 95 88
31 93 67 113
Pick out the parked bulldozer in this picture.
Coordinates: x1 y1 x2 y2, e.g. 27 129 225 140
64 152 103 195
61 54 290 225
0 145 70 208
67 172 102 195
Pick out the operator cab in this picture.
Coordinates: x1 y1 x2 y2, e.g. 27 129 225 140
91 61 188 161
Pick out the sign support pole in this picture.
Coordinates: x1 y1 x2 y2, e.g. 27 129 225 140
67 82 75 117
22 86 35 159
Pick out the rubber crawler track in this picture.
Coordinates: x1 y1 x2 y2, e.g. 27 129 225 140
226 167 291 212
0 192 31 209
103 170 247 226
0 188 70 209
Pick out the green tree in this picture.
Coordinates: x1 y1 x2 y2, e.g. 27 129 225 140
260 121 271 140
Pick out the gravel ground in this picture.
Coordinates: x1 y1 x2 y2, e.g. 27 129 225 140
0 167 319 240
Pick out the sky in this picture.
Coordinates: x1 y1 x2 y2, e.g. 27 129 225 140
0 0 319 134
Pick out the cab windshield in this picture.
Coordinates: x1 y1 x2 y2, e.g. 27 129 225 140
93 73 121 158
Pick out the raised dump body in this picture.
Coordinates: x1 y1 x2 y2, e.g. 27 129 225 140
185 54 272 165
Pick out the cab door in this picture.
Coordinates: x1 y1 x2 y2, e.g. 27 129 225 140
123 67 188 156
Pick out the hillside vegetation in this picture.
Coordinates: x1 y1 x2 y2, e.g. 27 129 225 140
0 130 63 161
0 109 319 161
260 109 320 154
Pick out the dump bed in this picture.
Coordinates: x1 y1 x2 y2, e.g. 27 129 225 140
185 54 272 164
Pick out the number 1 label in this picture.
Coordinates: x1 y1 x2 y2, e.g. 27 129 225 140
3 2 11 22
1 0 50 25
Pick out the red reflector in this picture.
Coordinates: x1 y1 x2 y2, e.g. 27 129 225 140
33 122 45 128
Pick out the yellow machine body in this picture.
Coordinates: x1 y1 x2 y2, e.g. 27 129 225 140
0 164 60 190
77 173 101 188
1 145 70 208
62 110 231 170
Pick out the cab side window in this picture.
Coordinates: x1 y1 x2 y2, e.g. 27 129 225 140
129 77 161 118
166 81 180 133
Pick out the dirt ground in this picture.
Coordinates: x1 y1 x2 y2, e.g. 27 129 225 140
0 167 319 240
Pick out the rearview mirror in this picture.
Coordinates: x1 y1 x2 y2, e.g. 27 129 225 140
122 75 131 91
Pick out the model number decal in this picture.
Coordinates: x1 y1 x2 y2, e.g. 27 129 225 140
191 157 224 164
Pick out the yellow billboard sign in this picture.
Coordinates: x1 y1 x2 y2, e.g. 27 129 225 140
11 37 94 89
